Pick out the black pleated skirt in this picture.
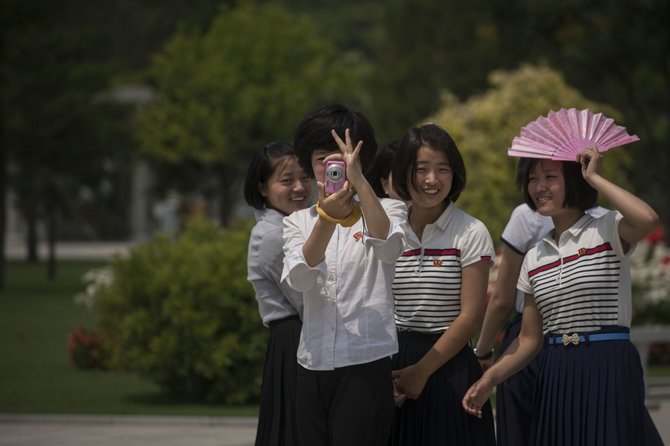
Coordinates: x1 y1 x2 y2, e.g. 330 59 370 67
531 326 663 446
496 313 541 446
255 315 302 446
390 331 496 446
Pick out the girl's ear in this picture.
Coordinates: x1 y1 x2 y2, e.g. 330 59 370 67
258 182 268 198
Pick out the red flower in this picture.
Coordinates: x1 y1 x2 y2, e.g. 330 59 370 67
645 227 666 245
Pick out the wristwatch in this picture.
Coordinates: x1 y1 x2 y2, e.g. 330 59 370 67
473 347 494 360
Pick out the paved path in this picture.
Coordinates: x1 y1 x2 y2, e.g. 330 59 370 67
2 402 670 446
0 414 257 446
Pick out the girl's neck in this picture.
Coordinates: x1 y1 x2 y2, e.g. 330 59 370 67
409 202 448 240
551 208 584 242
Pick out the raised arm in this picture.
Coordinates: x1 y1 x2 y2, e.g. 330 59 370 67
331 129 390 240
578 148 659 248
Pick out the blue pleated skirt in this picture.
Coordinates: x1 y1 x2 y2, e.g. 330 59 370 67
530 325 662 446
390 331 496 446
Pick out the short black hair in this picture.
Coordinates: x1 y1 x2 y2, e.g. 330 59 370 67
522 159 598 211
516 158 532 190
392 123 466 203
243 141 296 210
365 140 399 198
293 103 377 179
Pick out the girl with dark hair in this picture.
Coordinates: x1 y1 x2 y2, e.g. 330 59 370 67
463 149 663 445
390 123 496 445
474 159 608 446
282 103 407 446
244 141 312 446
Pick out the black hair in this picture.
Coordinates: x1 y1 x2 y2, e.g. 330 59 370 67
522 159 598 211
392 123 466 203
516 158 532 190
293 103 377 179
243 141 296 210
365 140 399 198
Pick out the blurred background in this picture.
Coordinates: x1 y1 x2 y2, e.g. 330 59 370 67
1 0 669 416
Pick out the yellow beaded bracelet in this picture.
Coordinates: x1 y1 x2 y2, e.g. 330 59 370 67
315 202 362 227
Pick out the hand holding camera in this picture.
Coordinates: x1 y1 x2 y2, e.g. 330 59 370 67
324 160 347 195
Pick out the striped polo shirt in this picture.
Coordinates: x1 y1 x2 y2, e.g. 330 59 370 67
517 210 633 335
393 202 495 333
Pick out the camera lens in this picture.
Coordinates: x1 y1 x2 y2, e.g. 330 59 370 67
327 166 342 180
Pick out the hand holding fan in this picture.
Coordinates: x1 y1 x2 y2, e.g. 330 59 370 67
508 108 639 160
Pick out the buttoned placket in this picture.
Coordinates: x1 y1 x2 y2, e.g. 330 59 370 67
323 227 340 369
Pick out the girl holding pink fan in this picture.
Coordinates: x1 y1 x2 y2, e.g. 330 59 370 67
462 148 662 445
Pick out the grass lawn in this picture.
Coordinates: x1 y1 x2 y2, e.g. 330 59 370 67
0 260 257 417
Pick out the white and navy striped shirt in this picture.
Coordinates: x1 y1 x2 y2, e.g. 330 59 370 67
393 202 495 333
518 211 633 335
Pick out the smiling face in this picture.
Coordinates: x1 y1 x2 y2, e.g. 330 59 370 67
260 155 312 215
409 146 453 211
527 159 567 216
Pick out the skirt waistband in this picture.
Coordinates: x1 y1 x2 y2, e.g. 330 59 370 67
268 314 300 328
546 331 630 347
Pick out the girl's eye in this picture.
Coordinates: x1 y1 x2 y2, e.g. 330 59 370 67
416 167 427 173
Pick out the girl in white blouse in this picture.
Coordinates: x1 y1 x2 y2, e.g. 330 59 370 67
282 104 407 446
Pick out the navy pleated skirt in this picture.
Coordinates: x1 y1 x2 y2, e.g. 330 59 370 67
496 313 542 446
530 325 662 446
255 315 302 446
390 331 496 446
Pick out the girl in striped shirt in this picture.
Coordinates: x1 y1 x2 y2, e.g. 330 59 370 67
389 124 496 445
462 148 662 445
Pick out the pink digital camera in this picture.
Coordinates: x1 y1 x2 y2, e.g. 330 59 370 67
324 160 346 195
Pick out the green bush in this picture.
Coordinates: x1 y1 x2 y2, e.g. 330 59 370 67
95 219 267 404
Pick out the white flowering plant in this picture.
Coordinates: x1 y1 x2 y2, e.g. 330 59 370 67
631 227 670 324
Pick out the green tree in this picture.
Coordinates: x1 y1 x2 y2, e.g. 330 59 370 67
368 0 669 235
137 2 368 226
1 0 134 281
428 64 632 242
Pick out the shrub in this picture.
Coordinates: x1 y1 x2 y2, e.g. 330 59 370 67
94 219 267 404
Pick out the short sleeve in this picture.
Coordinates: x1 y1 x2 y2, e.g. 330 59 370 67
460 219 496 268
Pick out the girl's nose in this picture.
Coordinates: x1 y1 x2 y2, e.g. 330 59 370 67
424 170 438 184
293 179 306 191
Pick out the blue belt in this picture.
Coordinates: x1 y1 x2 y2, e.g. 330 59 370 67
547 332 630 346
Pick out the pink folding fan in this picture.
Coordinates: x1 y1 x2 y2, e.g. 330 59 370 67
508 108 639 160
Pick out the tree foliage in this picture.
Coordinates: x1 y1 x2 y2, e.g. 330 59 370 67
368 0 669 235
428 65 632 242
137 2 368 225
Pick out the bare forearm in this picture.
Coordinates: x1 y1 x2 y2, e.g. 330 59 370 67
417 314 482 377
476 297 513 353
302 217 336 267
482 333 541 386
589 174 658 232
355 180 390 239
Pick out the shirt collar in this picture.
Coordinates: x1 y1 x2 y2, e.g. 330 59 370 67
541 212 594 245
433 201 456 231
